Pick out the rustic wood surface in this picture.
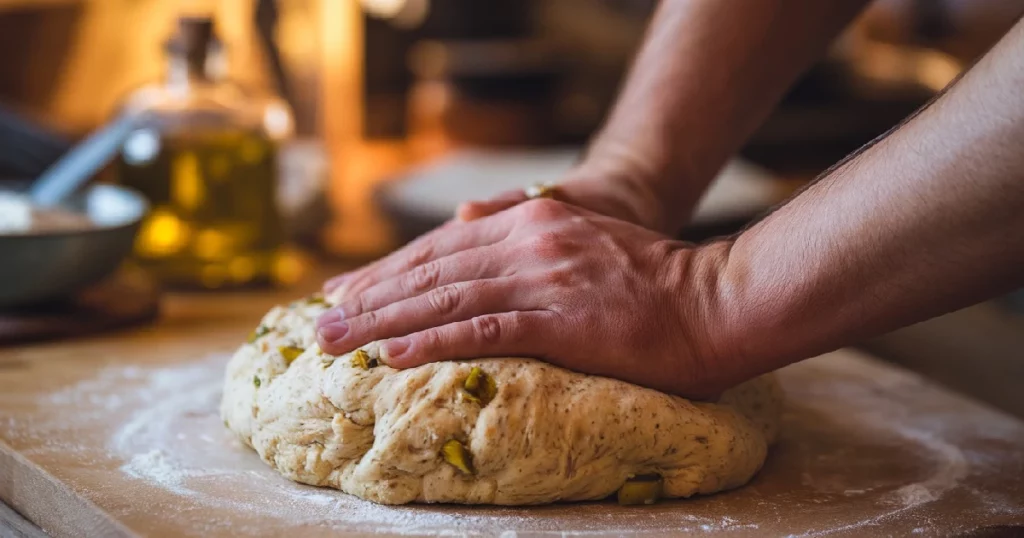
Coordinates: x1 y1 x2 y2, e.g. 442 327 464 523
0 277 1022 537
0 499 48 538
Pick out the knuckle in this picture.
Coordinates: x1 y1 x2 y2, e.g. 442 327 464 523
417 329 445 353
527 230 571 259
355 308 384 333
406 241 435 267
427 284 462 317
406 261 440 293
338 298 361 318
544 263 578 288
355 292 370 314
361 309 378 328
472 315 504 345
340 293 369 319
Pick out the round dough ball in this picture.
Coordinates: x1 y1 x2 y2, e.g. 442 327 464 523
221 296 782 505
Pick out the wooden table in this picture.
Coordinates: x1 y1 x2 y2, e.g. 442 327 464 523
1 277 1023 537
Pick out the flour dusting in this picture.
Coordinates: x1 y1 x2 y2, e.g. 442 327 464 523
10 350 1023 536
90 354 761 535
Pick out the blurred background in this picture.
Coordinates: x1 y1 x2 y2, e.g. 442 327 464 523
5 0 1021 254
0 0 1021 414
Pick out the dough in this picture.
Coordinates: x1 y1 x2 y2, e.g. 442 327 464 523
221 295 783 505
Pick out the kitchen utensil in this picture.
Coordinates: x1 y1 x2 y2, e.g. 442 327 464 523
29 112 140 207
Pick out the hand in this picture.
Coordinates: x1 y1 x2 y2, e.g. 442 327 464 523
316 198 737 398
321 156 668 296
456 154 670 233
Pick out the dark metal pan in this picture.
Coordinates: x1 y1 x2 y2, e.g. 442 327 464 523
0 182 147 308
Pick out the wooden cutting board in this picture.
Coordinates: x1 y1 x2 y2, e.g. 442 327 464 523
0 292 1022 537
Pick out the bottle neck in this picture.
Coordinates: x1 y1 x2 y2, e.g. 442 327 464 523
166 49 224 89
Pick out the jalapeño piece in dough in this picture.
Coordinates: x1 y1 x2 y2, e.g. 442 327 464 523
278 346 304 366
441 439 475 475
306 293 327 306
351 349 378 370
253 375 261 388
247 325 270 343
617 474 663 505
463 367 497 405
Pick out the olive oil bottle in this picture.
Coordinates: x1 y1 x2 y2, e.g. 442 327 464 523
116 16 298 289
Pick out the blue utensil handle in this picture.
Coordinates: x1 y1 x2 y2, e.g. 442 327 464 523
30 113 142 207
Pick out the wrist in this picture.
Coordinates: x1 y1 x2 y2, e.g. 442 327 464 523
666 240 757 394
681 237 812 392
561 162 666 232
707 229 838 383
580 133 719 234
570 135 689 232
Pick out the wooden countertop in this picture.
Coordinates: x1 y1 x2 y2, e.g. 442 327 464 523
1 272 1023 537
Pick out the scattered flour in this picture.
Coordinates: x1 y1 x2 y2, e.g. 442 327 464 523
12 350 1022 536
100 354 762 535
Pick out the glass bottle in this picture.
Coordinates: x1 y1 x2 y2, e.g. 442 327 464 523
115 16 298 289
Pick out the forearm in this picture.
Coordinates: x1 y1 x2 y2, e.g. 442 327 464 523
583 0 871 233
714 18 1024 380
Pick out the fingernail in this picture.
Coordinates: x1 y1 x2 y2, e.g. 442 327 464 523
316 309 344 329
319 322 349 342
381 338 409 364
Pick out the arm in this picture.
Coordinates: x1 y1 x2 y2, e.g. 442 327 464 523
457 0 872 233
316 10 1024 399
710 16 1024 385
329 0 872 293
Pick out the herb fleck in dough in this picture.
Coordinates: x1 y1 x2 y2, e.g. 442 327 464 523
221 296 783 505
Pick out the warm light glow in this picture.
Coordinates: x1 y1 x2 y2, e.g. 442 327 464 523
173 152 204 210
193 228 231 260
917 53 961 93
853 42 963 93
228 256 257 282
137 209 189 257
272 249 305 286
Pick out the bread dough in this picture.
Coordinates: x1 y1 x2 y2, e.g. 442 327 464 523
220 295 783 505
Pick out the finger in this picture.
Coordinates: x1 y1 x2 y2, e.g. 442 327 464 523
325 214 512 299
318 277 534 355
322 220 463 294
321 245 508 324
377 310 558 368
323 272 352 294
456 189 528 222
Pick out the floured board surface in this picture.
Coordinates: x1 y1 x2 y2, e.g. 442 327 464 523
1 334 1023 536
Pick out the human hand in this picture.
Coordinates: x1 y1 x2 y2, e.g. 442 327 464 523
317 198 738 398
456 154 670 233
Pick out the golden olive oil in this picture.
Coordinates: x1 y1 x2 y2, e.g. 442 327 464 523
117 129 288 288
114 16 300 289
